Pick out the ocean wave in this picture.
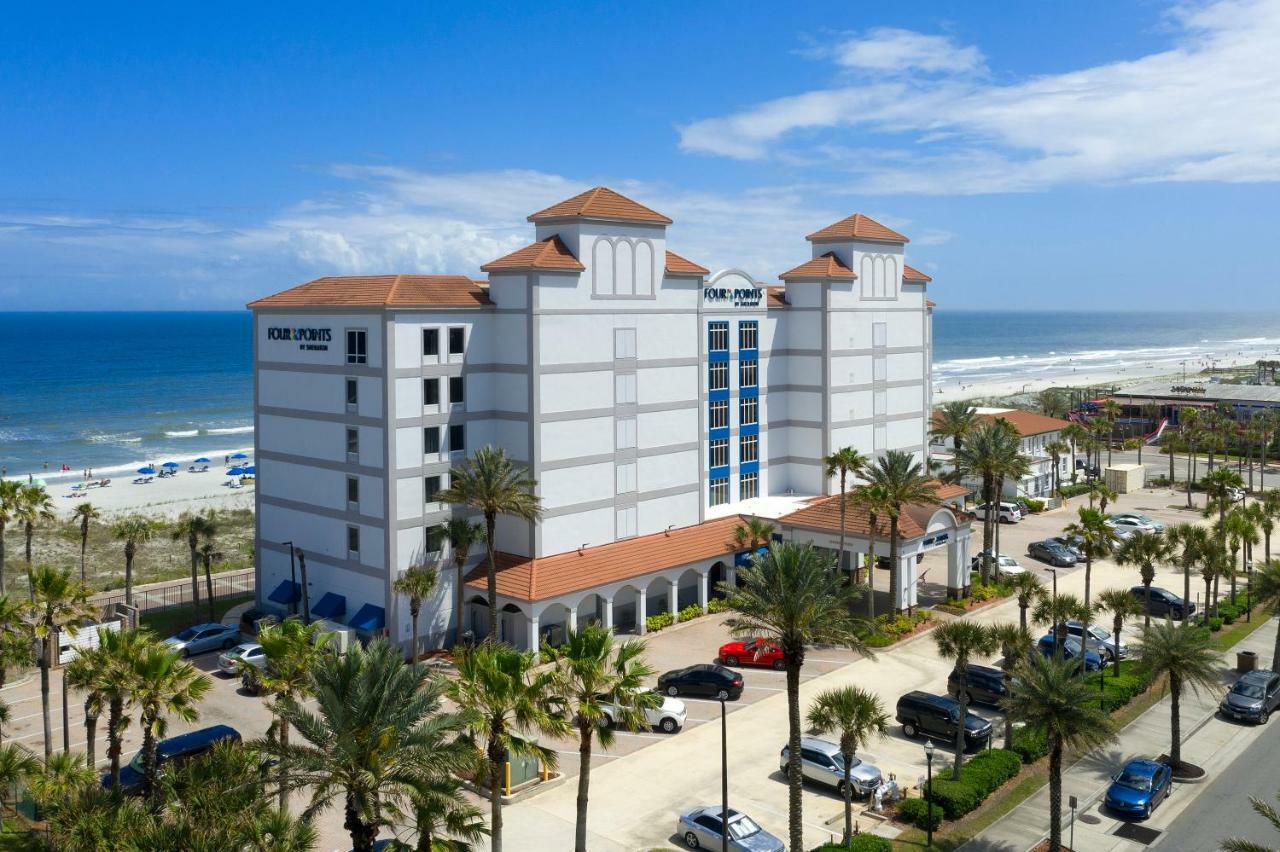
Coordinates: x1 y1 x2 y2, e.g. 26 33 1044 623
164 429 200 438
85 432 143 445
206 425 254 435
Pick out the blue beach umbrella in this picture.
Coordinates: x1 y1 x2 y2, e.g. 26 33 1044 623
137 466 156 475
193 457 210 463
161 461 180 469
226 467 246 476
230 452 249 460
243 465 256 474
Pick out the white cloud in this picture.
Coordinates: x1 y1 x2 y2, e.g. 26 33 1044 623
680 0 1280 192
823 27 985 75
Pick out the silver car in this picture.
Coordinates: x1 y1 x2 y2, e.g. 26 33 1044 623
779 736 882 797
597 688 686 733
163 622 240 657
676 806 784 852
1065 620 1128 661
218 642 266 676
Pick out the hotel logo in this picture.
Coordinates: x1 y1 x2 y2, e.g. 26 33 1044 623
703 286 764 308
267 326 332 351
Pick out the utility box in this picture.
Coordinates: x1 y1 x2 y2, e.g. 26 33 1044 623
1105 463 1145 494
312 618 355 655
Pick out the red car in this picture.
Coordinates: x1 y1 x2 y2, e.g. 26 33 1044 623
718 638 785 670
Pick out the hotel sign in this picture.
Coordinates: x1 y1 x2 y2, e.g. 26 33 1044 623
703 286 764 308
267 326 332 352
1169 385 1207 395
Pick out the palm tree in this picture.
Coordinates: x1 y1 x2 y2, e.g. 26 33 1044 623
255 617 329 810
1138 621 1220 768
721 542 868 852
270 639 477 852
933 401 978 450
546 624 657 852
395 565 440 662
71 502 100 582
0 594 31 690
1159 431 1180 485
1250 560 1280 670
28 750 97 811
1100 399 1123 466
1007 572 1047 633
1167 523 1211 627
733 516 775 551
1182 408 1203 507
1199 542 1229 623
444 517 486 647
824 447 868 580
1203 466 1244 544
1033 593 1089 657
1061 507 1120 633
954 421 1025 585
111 515 156 607
1003 654 1116 850
866 451 939 614
989 622 1034 750
405 772 489 852
1219 788 1280 851
1045 440 1070 495
450 641 568 852
1094 588 1143 677
85 627 155 788
25 566 95 761
1062 422 1088 483
0 480 22 595
805 686 889 846
127 641 211 799
1037 388 1069 419
932 621 997 777
64 636 109 767
171 511 214 618
1224 508 1258 606
197 540 223 622
1115 531 1174 629
850 484 891 615
437 446 542 641
988 419 1031 565
0 742 39 815
16 484 56 599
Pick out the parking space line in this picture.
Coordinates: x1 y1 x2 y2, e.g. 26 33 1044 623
743 685 785 692
552 749 618 760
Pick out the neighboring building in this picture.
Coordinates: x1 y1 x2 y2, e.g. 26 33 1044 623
931 408 1073 499
249 186 969 650
1113 380 1280 423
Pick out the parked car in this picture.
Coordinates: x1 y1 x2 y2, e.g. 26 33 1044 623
218 642 266 675
973 503 1022 523
658 664 744 700
970 552 1026 577
597 688 687 733
1036 635 1103 672
895 691 993 750
237 606 278 639
718 637 784 670
1064 620 1128 661
1027 540 1078 567
947 663 1009 707
1049 535 1086 561
676 806 784 851
163 623 241 657
1112 512 1165 533
1104 758 1172 819
104 724 241 793
1128 586 1195 621
779 737 882 798
1107 517 1155 535
1220 670 1280 724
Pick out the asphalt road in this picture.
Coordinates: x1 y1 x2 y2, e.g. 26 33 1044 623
1153 711 1280 850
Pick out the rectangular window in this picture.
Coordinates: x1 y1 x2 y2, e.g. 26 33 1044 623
873 357 887 382
709 399 729 430
423 328 439 356
739 396 758 426
614 328 637 359
616 462 637 493
425 475 441 503
448 424 465 453
346 476 359 505
709 362 728 391
738 321 758 351
709 438 729 469
615 417 637 449
708 321 728 353
873 322 888 348
423 378 440 406
615 373 637 405
739 358 758 388
346 427 359 455
448 327 465 355
345 378 359 406
346 525 360 555
449 376 465 405
709 477 729 507
425 525 445 553
740 471 759 500
874 390 888 416
740 433 758 464
346 329 368 365
616 506 638 539
424 426 441 455
874 424 887 452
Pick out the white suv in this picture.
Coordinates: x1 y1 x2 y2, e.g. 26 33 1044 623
974 502 1022 523
598 688 686 733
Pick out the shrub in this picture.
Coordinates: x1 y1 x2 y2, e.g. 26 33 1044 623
926 777 979 820
706 597 731 614
897 797 943 832
1217 602 1240 624
678 603 704 622
1208 617 1224 632
1011 727 1049 763
964 749 1022 794
1058 483 1092 498
645 612 675 633
1022 498 1046 513
865 634 894 648
811 836 893 852
1149 474 1173 487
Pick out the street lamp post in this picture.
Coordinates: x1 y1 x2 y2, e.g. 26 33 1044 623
282 540 298 617
719 697 729 852
924 740 935 850
1247 561 1254 622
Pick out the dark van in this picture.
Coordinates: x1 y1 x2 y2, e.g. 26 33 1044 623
104 724 242 793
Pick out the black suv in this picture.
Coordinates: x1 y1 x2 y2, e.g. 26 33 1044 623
946 663 1008 707
895 691 993 750
1129 586 1195 621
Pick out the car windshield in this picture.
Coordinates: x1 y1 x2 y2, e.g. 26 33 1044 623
127 750 145 773
1090 626 1111 641
728 816 762 839
1116 770 1152 791
1064 638 1084 655
829 753 860 770
175 627 199 641
1233 681 1266 699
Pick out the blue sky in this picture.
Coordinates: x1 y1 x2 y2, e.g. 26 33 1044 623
3 0 1278 310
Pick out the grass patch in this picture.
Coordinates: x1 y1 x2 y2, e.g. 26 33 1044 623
888 767 1049 850
139 594 254 639
1209 607 1273 652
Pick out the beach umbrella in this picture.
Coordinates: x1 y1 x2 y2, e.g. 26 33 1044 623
137 466 156 475
243 465 256 474
193 457 210 463
230 452 249 460
226 467 246 476
161 461 180 469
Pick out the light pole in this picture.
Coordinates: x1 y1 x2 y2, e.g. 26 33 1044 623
719 697 729 852
924 740 935 849
296 548 312 624
282 540 298 617
1247 561 1254 622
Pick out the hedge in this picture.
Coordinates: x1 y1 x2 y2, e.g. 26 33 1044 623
811 836 892 852
923 748 1022 820
1082 670 1150 712
1011 727 1049 763
1021 498 1046 513
644 612 675 633
1209 617 1224 632
1058 483 1092 498
897 797 944 831
707 597 731 614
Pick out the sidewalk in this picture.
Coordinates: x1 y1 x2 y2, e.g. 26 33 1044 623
963 616 1278 852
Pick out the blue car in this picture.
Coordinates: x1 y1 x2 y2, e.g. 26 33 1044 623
163 622 241 656
1105 758 1172 819
104 724 241 793
1036 634 1103 672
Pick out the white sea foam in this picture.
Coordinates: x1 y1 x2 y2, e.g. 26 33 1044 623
206 426 254 435
164 429 199 438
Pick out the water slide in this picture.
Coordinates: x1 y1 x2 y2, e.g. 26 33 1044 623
1144 417 1169 445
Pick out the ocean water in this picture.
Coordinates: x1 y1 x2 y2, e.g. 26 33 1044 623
3 310 1280 477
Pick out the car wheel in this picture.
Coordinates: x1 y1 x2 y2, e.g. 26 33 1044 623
724 655 739 666
598 715 612 729
903 722 918 738
716 688 730 701
772 659 785 671
660 717 678 733
666 685 680 697
1143 803 1151 820
837 780 850 799
1261 710 1270 725
683 830 700 849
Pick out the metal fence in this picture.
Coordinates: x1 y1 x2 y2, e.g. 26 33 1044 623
92 569 255 618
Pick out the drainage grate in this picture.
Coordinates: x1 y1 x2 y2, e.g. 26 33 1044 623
1114 822 1163 845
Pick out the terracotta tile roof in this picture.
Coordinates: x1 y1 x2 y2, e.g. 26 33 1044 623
931 482 970 500
807 213 909 244
903 264 932 283
480 235 586 273
528 186 673 225
779 493 962 540
248 275 491 309
665 250 709 277
464 516 745 602
766 286 788 308
779 252 857 282
978 409 1073 437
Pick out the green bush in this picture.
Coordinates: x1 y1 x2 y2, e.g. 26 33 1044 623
1082 670 1151 711
926 777 979 820
707 597 731 614
1148 474 1173 487
678 603 704 622
921 748 1023 820
897 797 943 831
1011 727 1049 763
1022 498 1046 513
811 835 893 852
1058 483 1092 498
865 634 894 648
645 612 675 633
1208 617 1224 632
1217 602 1240 624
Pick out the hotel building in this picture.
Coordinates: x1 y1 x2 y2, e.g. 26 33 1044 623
248 187 971 650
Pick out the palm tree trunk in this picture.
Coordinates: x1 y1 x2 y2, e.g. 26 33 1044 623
485 513 499 642
1183 563 1193 628
1083 555 1093 625
83 699 98 768
108 696 123 787
1019 602 1027 634
38 638 51 761
865 530 877 621
837 470 848 582
25 526 35 602
785 660 804 852
189 541 201 618
1187 449 1195 508
124 549 135 607
889 517 902 615
142 712 159 800
410 608 420 662
1144 581 1153 630
1170 675 1183 767
1204 577 1213 625
277 710 290 811
1113 617 1123 678
1049 737 1064 851
0 521 6 594
345 790 377 852
80 531 88 581
1272 618 1280 671
1002 669 1015 751
953 665 968 779
489 727 505 852
841 751 854 843
204 556 216 622
575 722 593 852
455 556 468 647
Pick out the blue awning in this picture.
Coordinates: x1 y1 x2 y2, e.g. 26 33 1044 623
348 603 385 633
310 592 346 620
735 545 769 567
267 580 301 605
